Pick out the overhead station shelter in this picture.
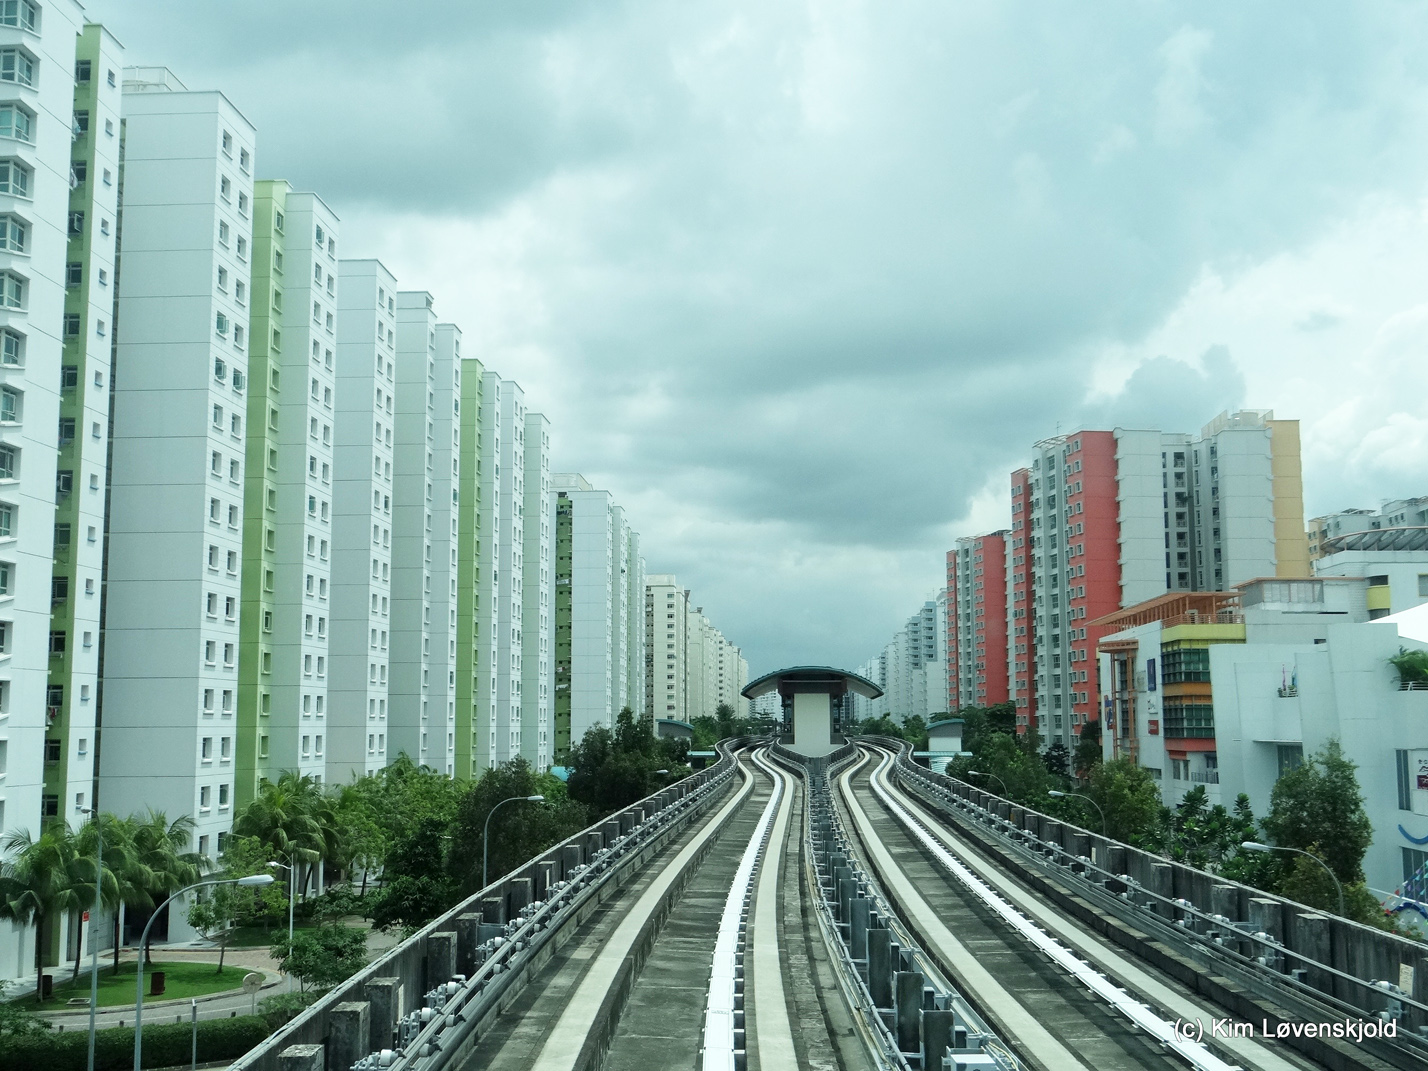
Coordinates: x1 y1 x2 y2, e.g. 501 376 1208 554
742 665 884 756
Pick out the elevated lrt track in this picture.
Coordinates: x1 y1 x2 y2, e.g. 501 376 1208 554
454 745 857 1071
836 744 1340 1071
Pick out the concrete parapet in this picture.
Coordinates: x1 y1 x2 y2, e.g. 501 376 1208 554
328 1002 370 1071
505 877 532 920
1247 897 1283 945
481 895 504 925
868 927 893 1008
561 843 582 878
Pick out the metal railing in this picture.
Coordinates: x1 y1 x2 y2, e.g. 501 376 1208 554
874 739 1428 1069
236 739 752 1071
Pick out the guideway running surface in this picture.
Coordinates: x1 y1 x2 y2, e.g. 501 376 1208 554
454 757 755 1071
862 747 1322 1071
840 746 1324 1071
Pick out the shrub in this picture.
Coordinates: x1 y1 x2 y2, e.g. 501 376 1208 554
258 989 321 1031
0 1013 269 1070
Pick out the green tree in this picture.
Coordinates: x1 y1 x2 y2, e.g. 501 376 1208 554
65 814 124 984
186 836 284 974
1087 758 1164 845
125 811 208 966
1261 739 1372 885
1043 742 1071 778
270 925 366 992
567 712 677 818
1072 720 1102 780
233 772 334 901
0 826 84 1002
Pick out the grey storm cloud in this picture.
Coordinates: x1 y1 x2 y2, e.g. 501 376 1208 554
86 0 1428 671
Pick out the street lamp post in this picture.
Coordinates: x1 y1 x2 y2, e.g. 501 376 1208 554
80 807 102 1071
134 874 274 1071
1048 790 1108 837
266 858 297 991
1241 841 1345 916
483 795 545 889
967 769 1008 797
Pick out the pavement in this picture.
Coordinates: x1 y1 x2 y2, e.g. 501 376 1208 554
16 917 400 1030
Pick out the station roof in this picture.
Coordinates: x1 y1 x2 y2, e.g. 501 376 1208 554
741 665 884 700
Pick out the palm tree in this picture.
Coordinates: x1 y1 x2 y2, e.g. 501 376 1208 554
67 814 124 983
0 826 86 1002
122 811 207 966
234 772 340 898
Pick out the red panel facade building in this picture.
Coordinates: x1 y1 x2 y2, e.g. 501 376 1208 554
1009 468 1035 733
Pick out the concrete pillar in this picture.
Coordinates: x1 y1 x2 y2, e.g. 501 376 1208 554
1147 863 1173 917
1211 883 1239 923
481 896 504 925
1248 898 1283 945
868 927 893 1008
922 1009 956 1070
364 977 402 1052
1291 912 1332 995
585 832 604 858
329 1002 370 1071
602 819 621 844
850 898 871 962
561 844 582 878
618 813 634 837
535 860 556 901
838 877 856 926
895 971 924 1053
426 931 457 987
506 878 532 920
455 913 482 977
278 1044 324 1071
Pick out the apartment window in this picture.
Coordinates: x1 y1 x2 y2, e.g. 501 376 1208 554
239 147 250 172
0 214 25 253
0 160 28 197
70 160 86 187
215 312 229 337
0 2 38 31
0 103 32 143
226 550 238 574
221 130 233 156
201 736 212 760
218 220 229 246
0 385 19 421
237 235 247 260
219 175 231 202
102 168 111 186
199 785 210 810
0 444 12 479
0 269 24 308
0 48 35 87
0 329 19 367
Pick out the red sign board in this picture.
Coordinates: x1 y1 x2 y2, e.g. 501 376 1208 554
1148 720 1160 735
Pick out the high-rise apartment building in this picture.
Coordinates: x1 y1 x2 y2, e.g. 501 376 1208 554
424 323 460 775
477 373 524 766
1008 470 1034 731
0 7 122 980
1021 411 1309 751
610 504 631 715
387 292 434 764
644 572 688 722
552 473 610 761
236 182 339 800
521 411 551 770
623 526 646 713
100 69 256 866
328 259 396 781
947 531 1009 711
453 355 488 777
47 21 121 836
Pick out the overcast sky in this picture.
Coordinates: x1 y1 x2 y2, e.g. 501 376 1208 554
89 2 1428 674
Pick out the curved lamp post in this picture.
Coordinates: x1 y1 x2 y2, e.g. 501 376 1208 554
1048 789 1108 837
967 769 1008 797
1241 841 1345 916
483 795 545 889
134 874 274 1070
265 858 297 991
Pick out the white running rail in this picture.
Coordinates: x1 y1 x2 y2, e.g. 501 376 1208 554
865 747 1243 1071
700 748 786 1071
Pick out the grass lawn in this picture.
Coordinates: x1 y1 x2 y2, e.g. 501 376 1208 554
224 921 324 948
40 959 261 1008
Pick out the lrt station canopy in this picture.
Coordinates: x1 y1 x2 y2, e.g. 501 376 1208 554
742 666 883 757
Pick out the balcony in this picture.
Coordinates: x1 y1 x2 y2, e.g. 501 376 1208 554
1190 769 1220 784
